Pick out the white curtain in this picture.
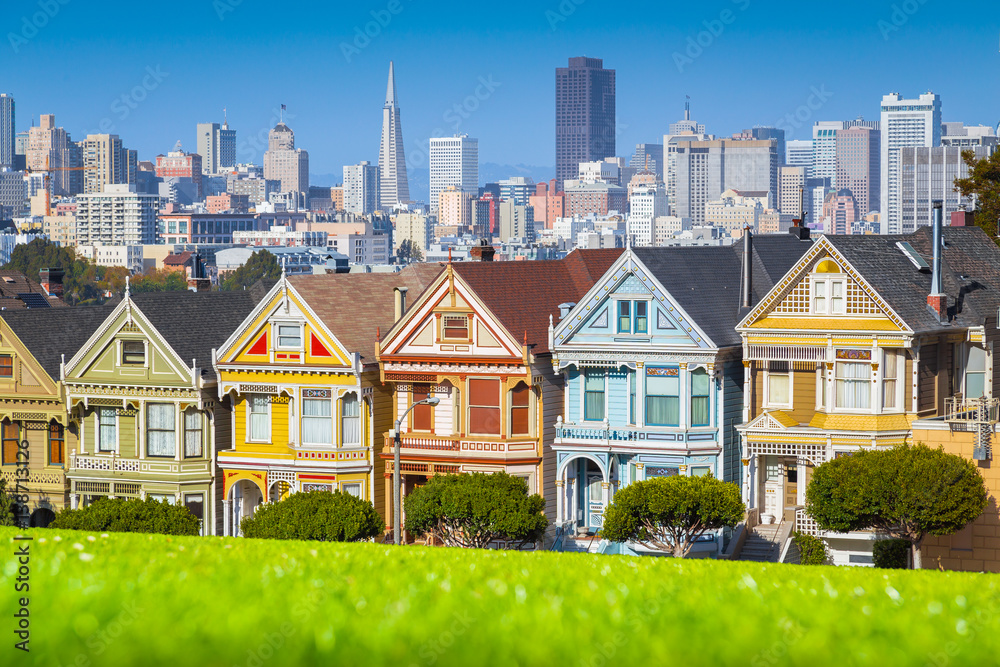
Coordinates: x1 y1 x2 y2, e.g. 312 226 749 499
249 395 269 441
185 411 202 457
147 403 176 457
98 408 116 452
302 398 332 445
341 395 360 445
836 362 870 409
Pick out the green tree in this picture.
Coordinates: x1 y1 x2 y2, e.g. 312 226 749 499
240 490 383 542
955 149 1000 242
2 237 105 305
50 497 200 535
602 475 745 557
806 444 987 569
0 478 16 526
130 268 190 293
397 239 424 264
405 472 548 549
221 250 281 291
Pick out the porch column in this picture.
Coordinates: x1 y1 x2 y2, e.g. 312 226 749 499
70 493 79 509
222 499 231 537
568 477 578 524
601 482 610 510
555 479 565 524
636 461 645 482
636 363 646 427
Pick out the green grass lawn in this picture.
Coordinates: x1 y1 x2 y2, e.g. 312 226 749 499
3 527 1000 666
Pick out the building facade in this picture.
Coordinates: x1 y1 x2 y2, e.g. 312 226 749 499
429 135 478 214
76 184 160 246
378 61 410 210
555 57 616 190
881 92 942 234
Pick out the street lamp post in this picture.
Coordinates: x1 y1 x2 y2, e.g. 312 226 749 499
393 396 440 545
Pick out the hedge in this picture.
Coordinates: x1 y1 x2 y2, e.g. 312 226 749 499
50 496 200 535
793 531 829 565
240 490 383 542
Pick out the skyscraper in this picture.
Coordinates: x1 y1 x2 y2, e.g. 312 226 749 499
555 57 616 190
263 123 309 200
898 145 988 232
429 135 478 213
629 144 664 179
0 94 14 170
734 127 786 168
664 99 711 213
786 140 814 176
674 139 779 225
27 114 82 196
343 161 379 214
197 120 237 175
378 61 410 210
835 127 880 218
880 92 941 234
80 134 135 194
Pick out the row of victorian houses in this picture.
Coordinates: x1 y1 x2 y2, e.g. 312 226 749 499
5 215 1000 570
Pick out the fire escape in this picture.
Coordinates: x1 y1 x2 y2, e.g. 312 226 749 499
944 396 999 461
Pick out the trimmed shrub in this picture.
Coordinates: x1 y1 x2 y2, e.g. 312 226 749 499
793 532 828 565
405 472 547 549
0 478 16 526
240 490 383 542
873 538 910 569
50 497 199 535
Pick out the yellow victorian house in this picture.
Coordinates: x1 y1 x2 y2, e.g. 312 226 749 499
213 266 439 535
737 218 1000 566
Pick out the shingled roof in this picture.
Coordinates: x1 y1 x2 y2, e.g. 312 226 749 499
1 304 116 380
450 248 623 355
634 234 814 348
826 226 1000 332
288 264 444 364
0 271 68 310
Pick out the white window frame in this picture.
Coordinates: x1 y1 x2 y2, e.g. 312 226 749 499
301 392 334 447
962 345 988 400
763 364 793 410
341 482 363 498
97 407 117 453
274 322 303 350
811 277 847 316
247 394 272 443
881 350 904 413
340 393 361 446
834 360 872 412
582 370 607 422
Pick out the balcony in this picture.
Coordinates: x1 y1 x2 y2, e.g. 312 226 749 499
944 396 1000 431
381 433 538 460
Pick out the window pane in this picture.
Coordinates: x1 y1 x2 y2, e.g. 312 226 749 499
836 362 870 409
769 374 790 405
99 408 116 452
468 379 500 407
277 325 301 347
147 430 175 456
470 407 501 434
618 301 631 332
412 385 433 431
342 394 360 445
184 494 204 520
967 373 986 400
0 355 12 377
248 396 269 441
2 422 19 464
635 302 647 334
303 399 332 444
691 397 710 426
50 423 64 464
968 346 987 372
584 372 605 421
646 396 679 426
148 403 174 429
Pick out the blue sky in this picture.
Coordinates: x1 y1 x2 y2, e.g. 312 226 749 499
3 0 998 185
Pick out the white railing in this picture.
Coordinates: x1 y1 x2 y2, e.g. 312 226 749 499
944 396 1000 425
71 455 141 473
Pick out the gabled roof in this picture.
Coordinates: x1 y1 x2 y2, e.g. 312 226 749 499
632 234 813 348
0 271 68 310
1 304 115 380
163 251 194 266
288 264 443 363
824 226 1000 332
450 249 623 354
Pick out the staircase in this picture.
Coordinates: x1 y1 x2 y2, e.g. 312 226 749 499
562 534 602 554
740 523 784 562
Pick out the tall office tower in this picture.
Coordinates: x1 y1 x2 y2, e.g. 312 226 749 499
263 123 309 198
498 176 535 205
880 92 941 234
555 56 616 190
629 143 664 178
81 134 135 194
898 145 990 232
733 127 786 167
812 121 843 187
778 166 808 216
786 140 814 176
627 183 668 247
941 123 999 148
27 115 82 196
428 134 478 213
664 100 711 213
668 98 705 135
835 127 880 218
674 139 778 225
378 61 410 210
0 94 13 169
343 161 379 214
197 120 237 174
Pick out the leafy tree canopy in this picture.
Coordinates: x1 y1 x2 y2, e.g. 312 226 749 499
130 268 190 293
955 149 1000 242
221 250 281 291
602 474 745 557
397 239 424 264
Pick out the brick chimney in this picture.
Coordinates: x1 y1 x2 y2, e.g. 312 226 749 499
951 208 974 227
38 268 64 297
469 239 495 262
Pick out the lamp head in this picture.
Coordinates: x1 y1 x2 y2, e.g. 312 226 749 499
426 397 440 406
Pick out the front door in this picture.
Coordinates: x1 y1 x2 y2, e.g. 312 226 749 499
783 462 799 523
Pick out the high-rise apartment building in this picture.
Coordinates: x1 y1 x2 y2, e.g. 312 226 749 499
898 145 990 233
75 184 159 246
528 181 565 230
555 57 616 190
880 92 942 233
498 199 535 242
343 161 379 214
378 61 410 210
0 94 14 170
835 127 880 218
393 212 434 258
26 114 82 196
263 123 309 199
80 134 135 194
778 166 808 216
674 139 778 225
196 121 236 175
664 101 711 214
812 118 880 189
627 184 668 247
428 134 478 213
437 186 475 229
498 176 534 205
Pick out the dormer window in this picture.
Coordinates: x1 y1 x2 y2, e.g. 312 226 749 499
276 324 302 349
121 341 145 365
0 355 12 378
617 301 648 334
811 260 846 315
442 315 469 340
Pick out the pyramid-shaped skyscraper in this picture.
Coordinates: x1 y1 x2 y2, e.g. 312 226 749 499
378 61 409 209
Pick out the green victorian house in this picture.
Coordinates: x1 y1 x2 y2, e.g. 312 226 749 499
63 287 262 535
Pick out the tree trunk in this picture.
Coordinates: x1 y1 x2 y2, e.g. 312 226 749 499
911 540 923 570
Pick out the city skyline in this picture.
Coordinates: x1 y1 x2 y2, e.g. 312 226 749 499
4 0 999 182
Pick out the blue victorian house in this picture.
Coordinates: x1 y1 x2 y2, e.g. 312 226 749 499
549 234 811 554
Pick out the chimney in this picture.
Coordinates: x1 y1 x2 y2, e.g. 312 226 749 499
394 286 408 321
38 268 64 297
951 208 974 227
741 227 753 309
187 277 211 292
469 239 495 262
558 302 576 320
788 185 811 239
927 200 947 321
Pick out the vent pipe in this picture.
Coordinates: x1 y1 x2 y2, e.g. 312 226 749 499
927 201 946 321
394 287 408 321
742 227 753 309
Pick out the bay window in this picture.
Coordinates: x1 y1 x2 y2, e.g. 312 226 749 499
836 361 870 410
184 410 203 457
766 362 791 408
147 403 176 457
469 379 500 435
645 367 679 426
584 371 605 421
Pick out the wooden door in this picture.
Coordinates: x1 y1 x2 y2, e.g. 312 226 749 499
783 462 799 522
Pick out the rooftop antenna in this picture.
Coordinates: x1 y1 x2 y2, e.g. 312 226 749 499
223 107 228 128
685 95 691 121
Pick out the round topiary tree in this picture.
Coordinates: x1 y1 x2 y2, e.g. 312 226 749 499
404 472 547 549
806 444 987 569
50 497 200 535
602 474 745 557
240 490 383 542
